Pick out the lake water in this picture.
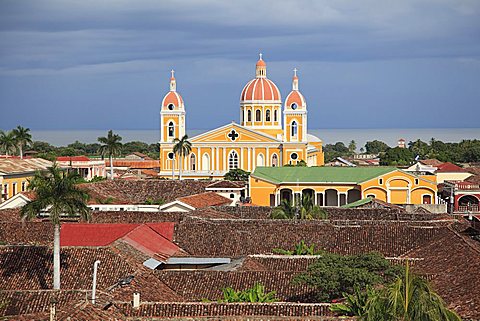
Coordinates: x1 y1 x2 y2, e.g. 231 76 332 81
28 128 480 149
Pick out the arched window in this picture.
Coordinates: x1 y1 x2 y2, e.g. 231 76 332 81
274 110 278 122
229 151 239 170
266 110 271 121
190 154 196 171
271 154 278 167
202 153 210 171
291 121 298 137
256 153 264 166
255 109 261 122
168 121 175 137
247 110 252 122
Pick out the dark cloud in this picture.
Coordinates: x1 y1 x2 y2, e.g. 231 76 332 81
0 0 479 131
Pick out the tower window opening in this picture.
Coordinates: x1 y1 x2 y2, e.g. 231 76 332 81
229 151 239 170
266 110 271 121
256 110 262 122
291 121 298 137
274 110 278 122
247 110 252 122
167 103 175 110
168 122 175 137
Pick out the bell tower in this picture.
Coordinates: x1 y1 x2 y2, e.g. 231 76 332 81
160 70 186 143
284 68 307 143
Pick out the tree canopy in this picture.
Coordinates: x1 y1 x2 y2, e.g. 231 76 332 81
294 252 403 302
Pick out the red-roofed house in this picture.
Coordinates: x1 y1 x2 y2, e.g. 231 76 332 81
435 162 472 183
61 222 179 261
160 192 232 212
56 156 106 181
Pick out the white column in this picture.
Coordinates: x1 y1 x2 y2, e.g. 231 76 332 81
262 106 265 126
223 147 227 171
240 147 244 169
210 147 214 171
247 148 251 172
216 147 219 171
252 147 256 170
266 147 270 166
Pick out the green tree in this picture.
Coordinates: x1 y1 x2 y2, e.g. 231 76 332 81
380 147 415 166
336 262 461 321
224 168 250 181
98 130 123 180
273 240 322 255
173 135 192 180
220 283 278 303
364 140 390 154
0 130 17 156
270 195 327 220
270 199 295 219
294 252 403 302
408 139 430 159
12 126 32 159
20 165 91 289
348 140 357 154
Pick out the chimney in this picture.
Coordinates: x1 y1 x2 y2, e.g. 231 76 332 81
133 292 140 308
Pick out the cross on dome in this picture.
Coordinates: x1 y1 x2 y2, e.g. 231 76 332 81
259 53 263 60
170 69 175 79
293 68 298 77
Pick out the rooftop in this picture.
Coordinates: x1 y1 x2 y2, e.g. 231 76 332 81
251 166 397 184
0 158 53 175
177 192 232 208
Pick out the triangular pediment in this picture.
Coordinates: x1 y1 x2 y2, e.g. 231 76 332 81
190 122 281 143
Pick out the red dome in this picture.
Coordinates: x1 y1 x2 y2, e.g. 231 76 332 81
256 58 266 67
285 90 306 108
240 78 281 102
162 91 184 109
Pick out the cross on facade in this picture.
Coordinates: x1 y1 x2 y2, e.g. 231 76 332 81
228 129 239 141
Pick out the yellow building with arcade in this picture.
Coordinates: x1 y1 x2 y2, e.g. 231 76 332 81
158 55 324 179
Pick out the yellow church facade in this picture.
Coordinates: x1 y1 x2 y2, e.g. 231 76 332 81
158 56 324 179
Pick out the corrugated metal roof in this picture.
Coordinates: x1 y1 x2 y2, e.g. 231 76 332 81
166 257 231 265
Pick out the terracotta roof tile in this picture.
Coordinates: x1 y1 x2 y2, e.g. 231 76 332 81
177 192 231 209
206 180 246 189
419 159 444 166
436 162 469 173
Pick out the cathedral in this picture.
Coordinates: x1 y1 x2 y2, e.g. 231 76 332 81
158 55 324 179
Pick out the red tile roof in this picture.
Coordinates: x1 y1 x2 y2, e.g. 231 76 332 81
436 162 469 173
61 223 139 246
206 180 246 189
178 192 231 209
122 224 179 260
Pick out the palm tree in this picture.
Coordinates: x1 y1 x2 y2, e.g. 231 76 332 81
98 130 122 180
363 261 461 321
0 130 17 156
300 194 327 219
271 199 295 219
20 165 90 290
173 135 192 180
12 126 32 159
271 195 327 220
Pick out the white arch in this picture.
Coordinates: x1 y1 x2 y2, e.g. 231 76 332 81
291 120 298 137
202 153 210 171
256 153 264 167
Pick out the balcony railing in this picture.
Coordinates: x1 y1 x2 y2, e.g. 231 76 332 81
457 205 480 213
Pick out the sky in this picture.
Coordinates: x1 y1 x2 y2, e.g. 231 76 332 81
0 0 479 131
